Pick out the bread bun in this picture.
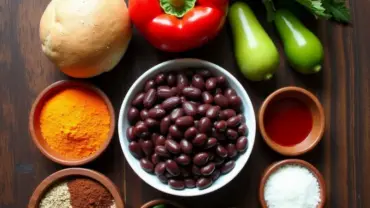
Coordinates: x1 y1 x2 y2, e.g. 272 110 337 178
40 0 131 78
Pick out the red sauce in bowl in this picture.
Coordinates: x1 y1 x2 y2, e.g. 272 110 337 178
263 98 313 146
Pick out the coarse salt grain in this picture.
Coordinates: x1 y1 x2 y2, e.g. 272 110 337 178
264 164 321 208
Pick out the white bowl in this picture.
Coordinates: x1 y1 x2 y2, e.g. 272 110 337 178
118 58 256 196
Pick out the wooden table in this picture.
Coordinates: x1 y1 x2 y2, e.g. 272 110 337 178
1 0 369 207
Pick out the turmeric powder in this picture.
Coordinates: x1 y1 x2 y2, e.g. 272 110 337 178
39 87 110 159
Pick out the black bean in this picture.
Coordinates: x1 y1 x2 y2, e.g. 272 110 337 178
205 137 218 149
202 91 214 104
221 160 235 174
182 87 202 100
162 96 181 110
165 139 181 154
216 145 228 158
224 88 237 98
192 133 207 146
129 141 143 159
128 107 140 124
219 109 236 120
170 108 185 122
144 79 156 92
140 158 154 173
166 159 180 176
182 101 197 116
211 169 221 181
238 124 248 136
214 120 227 132
201 163 216 176
169 125 183 139
160 116 171 135
144 118 159 130
227 116 242 128
226 143 237 158
214 94 229 108
226 129 238 140
169 179 185 190
140 109 149 120
156 135 166 146
154 162 166 175
126 127 136 142
175 154 191 166
141 140 154 156
143 88 157 108
155 145 170 158
180 139 193 154
132 92 145 107
196 178 213 190
228 95 242 110
185 179 196 188
175 116 194 128
151 153 161 165
193 152 209 166
167 73 176 86
236 136 248 152
206 106 221 120
192 74 205 90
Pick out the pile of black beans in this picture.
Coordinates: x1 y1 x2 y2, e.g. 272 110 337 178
126 69 249 190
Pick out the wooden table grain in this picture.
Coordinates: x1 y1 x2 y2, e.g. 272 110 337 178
0 0 369 207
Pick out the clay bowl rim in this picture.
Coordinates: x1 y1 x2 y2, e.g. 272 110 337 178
28 168 124 208
258 86 325 156
141 199 186 208
259 159 326 208
29 80 115 166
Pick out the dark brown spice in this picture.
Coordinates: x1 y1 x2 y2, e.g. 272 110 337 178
67 178 114 208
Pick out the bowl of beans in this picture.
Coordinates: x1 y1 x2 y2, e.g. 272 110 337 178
118 58 256 196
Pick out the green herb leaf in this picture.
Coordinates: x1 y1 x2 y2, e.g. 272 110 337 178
295 0 330 18
263 0 276 22
323 0 351 23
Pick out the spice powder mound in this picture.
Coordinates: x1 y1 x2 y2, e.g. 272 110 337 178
39 182 72 208
67 178 115 208
39 88 110 159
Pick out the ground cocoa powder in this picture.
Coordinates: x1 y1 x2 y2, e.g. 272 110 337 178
67 178 114 208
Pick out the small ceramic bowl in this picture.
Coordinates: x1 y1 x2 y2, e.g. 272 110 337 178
29 80 115 166
259 86 325 156
28 168 124 208
259 159 326 208
141 199 186 208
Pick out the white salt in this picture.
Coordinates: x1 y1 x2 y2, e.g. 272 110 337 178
264 164 321 208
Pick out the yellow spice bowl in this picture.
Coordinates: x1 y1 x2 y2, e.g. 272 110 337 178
29 80 115 166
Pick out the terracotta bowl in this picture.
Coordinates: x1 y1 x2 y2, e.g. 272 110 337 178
29 80 115 166
259 86 325 156
141 199 186 208
259 159 326 208
28 168 124 208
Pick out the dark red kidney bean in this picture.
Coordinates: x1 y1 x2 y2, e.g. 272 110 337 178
226 129 238 140
229 95 242 110
217 76 226 87
206 106 221 120
197 104 211 116
127 107 140 124
205 137 218 149
182 101 197 116
192 74 205 90
150 133 158 144
208 152 215 161
201 163 216 176
238 124 248 136
177 73 189 91
180 139 193 154
196 178 213 190
185 179 196 188
129 141 143 159
180 167 191 177
192 165 201 175
141 140 154 156
215 88 223 95
214 94 229 108
154 104 162 109
216 145 228 158
154 162 166 175
198 69 212 78
162 96 181 110
170 108 184 122
143 89 157 109
227 116 242 128
214 157 225 166
211 169 221 181
184 127 198 139
156 135 166 146
221 160 235 174
155 73 166 85
165 172 174 179
212 128 226 140
167 73 176 86
219 109 236 120
126 127 136 142
168 179 185 190
205 77 217 91
236 136 248 152
224 88 237 98
144 118 159 129
140 109 149 120
226 143 237 158
175 154 191 166
144 79 156 92
194 120 200 129
166 159 180 176
134 122 149 138
158 175 168 184
202 91 214 104
132 92 145 107
198 117 212 133
160 116 171 135
193 152 209 166
165 139 181 154
147 108 165 119
182 87 202 100
215 120 227 132
140 158 154 172
151 153 161 165
180 96 187 103
155 145 170 158
192 133 207 146
175 116 194 128
237 114 245 122
169 125 183 139
157 86 176 99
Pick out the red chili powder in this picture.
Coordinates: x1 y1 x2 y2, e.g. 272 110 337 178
264 98 313 146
